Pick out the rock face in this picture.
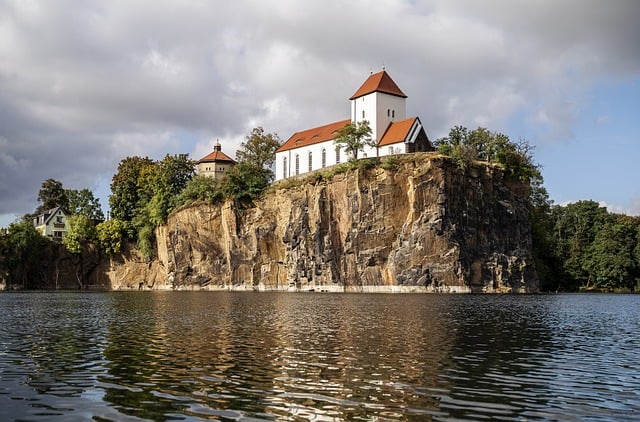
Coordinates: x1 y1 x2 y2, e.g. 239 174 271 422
106 154 537 292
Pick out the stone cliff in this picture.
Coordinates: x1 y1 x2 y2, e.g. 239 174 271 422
102 153 537 292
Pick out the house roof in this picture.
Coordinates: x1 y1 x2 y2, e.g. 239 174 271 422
350 70 407 100
36 206 65 226
276 119 351 153
198 150 235 164
378 117 420 146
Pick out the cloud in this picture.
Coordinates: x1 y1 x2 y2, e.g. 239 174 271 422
0 0 639 220
600 198 640 217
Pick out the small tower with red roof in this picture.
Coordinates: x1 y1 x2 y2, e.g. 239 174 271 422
197 140 236 180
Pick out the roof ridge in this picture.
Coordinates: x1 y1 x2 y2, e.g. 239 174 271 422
349 70 407 100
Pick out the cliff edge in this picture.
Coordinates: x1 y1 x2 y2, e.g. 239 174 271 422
102 153 537 292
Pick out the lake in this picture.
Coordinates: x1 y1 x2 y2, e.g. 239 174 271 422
0 292 638 421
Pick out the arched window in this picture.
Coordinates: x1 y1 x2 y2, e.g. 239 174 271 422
283 157 288 179
321 148 326 168
362 110 365 119
387 109 390 117
295 154 299 175
392 110 395 118
308 151 313 172
336 147 341 164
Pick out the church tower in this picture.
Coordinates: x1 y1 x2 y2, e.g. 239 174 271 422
349 69 407 144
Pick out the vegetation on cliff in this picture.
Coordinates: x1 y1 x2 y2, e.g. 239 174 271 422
433 126 640 292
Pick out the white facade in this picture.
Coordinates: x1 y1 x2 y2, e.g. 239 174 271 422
275 70 426 182
352 92 406 142
33 207 67 240
276 141 346 180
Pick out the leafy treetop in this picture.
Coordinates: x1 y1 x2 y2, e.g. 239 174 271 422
333 120 374 160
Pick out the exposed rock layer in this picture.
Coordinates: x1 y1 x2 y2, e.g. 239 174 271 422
116 154 537 292
4 154 538 292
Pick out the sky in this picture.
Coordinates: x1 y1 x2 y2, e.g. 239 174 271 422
1 0 639 227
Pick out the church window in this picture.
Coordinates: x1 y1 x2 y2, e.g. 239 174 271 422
392 110 395 118
336 147 341 164
387 109 390 117
321 148 326 168
362 110 365 119
389 146 394 155
283 157 287 179
295 154 299 175
308 151 313 172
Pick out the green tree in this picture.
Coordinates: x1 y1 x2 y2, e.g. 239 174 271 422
96 219 127 255
4 217 46 288
552 200 608 287
62 214 97 254
176 175 223 206
434 126 539 181
218 127 281 204
585 215 639 290
220 162 272 204
333 120 374 160
36 178 69 214
143 154 196 225
528 177 563 291
67 188 105 220
109 156 155 221
235 127 281 179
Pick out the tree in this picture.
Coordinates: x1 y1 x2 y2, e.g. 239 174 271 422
96 219 127 255
109 156 156 221
333 120 374 160
217 127 282 205
176 175 223 206
552 200 608 287
235 127 281 181
144 154 196 224
434 126 540 181
4 217 46 288
36 178 69 214
67 188 105 220
220 162 272 204
585 215 639 290
62 214 97 254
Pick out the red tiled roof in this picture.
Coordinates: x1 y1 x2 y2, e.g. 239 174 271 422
378 117 418 146
350 70 407 100
198 150 235 163
276 119 351 153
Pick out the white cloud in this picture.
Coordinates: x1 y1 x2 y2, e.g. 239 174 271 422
600 198 640 217
0 0 639 218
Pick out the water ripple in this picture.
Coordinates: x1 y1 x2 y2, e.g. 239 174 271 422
1 292 640 420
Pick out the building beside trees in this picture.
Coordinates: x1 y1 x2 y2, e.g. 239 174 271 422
196 140 236 179
33 206 68 240
275 69 433 181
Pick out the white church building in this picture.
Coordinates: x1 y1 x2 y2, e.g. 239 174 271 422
275 70 432 181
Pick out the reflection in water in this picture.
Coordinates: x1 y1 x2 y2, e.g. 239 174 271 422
0 292 639 421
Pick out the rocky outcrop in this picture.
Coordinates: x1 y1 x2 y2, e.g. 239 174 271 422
106 153 537 292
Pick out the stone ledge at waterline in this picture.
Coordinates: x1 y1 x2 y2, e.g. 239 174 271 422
105 153 538 293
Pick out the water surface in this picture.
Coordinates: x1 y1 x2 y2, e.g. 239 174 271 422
0 292 638 420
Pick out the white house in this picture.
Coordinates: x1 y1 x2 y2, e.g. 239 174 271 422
275 70 432 181
33 206 68 240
